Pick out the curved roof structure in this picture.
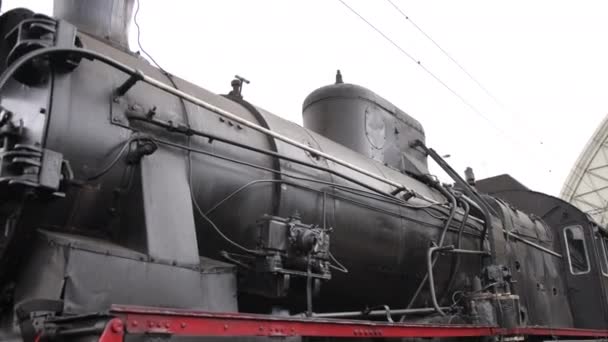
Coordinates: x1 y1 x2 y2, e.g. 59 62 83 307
561 114 608 225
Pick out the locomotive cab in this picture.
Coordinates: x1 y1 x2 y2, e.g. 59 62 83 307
478 174 608 329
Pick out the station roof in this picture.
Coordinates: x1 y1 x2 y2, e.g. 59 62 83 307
561 114 608 226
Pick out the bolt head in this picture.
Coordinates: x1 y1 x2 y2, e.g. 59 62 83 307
111 320 124 334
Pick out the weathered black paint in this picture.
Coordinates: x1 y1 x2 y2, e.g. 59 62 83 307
479 174 608 329
0 8 605 342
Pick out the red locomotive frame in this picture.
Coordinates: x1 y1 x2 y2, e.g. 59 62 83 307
93 305 608 341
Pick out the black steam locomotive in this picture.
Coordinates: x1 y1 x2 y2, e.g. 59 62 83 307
0 2 606 342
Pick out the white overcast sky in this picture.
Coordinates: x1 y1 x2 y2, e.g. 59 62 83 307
4 0 608 196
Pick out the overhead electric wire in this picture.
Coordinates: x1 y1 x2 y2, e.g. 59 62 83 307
136 0 260 256
134 0 167 73
337 0 418 64
143 0 466 254
127 3 258 256
385 0 504 108
337 0 506 136
339 0 571 189
386 0 576 185
384 0 562 160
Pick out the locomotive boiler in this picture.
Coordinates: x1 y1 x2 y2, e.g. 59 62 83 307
0 1 607 341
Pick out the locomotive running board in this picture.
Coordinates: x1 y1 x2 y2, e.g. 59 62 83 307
87 305 608 341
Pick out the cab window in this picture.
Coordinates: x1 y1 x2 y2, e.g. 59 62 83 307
564 226 590 275
596 234 608 276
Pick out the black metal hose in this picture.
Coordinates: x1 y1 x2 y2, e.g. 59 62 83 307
427 246 489 317
441 195 470 304
460 195 492 254
404 182 457 312
309 306 452 319
427 245 453 316
411 140 496 262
